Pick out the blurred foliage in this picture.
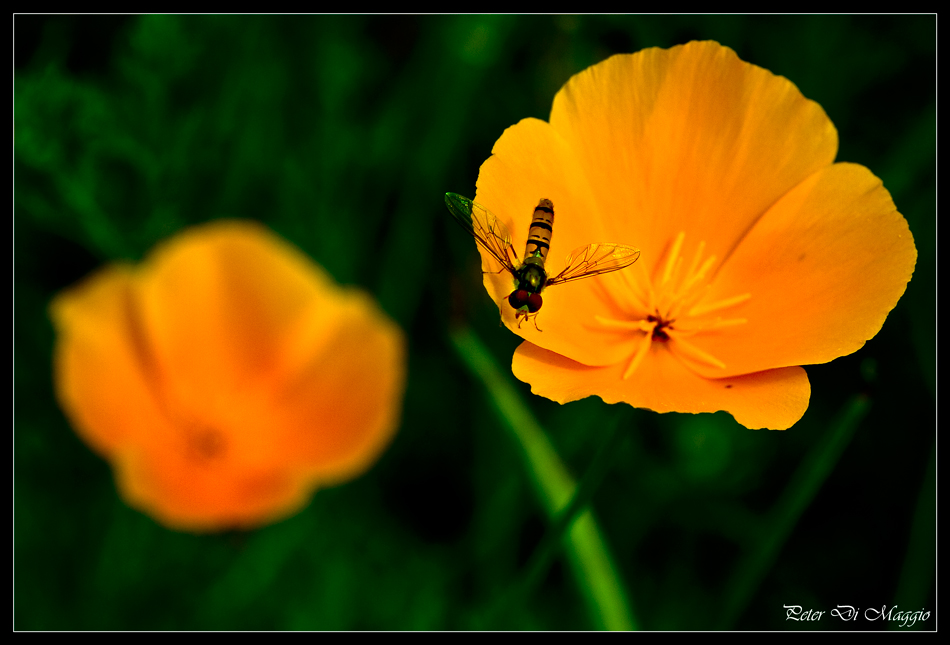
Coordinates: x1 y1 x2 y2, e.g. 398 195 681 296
14 15 934 630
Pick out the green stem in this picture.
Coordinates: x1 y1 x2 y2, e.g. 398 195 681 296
449 327 636 631
516 408 629 609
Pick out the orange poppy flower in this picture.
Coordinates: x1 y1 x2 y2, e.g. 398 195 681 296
471 41 916 430
50 221 405 531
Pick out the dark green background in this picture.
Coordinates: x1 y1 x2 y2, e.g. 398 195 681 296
14 15 935 630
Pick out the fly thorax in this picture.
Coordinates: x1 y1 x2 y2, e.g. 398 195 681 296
517 261 547 293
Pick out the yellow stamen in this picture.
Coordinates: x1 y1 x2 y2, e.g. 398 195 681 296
619 269 650 313
668 333 726 369
596 268 649 317
623 320 656 380
688 292 752 317
660 231 685 287
672 317 748 336
679 254 717 296
596 232 749 380
685 240 706 284
705 317 747 330
595 315 657 332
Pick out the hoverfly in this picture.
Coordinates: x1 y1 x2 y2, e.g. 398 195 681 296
445 193 641 330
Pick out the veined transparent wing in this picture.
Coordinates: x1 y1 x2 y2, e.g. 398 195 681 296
546 243 641 286
444 193 519 273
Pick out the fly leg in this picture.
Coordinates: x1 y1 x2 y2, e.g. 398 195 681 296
481 262 510 277
514 309 543 332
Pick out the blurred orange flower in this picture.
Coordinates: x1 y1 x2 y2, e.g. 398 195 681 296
472 41 916 430
50 221 405 531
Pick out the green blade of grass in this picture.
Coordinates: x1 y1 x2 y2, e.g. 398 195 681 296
449 327 636 631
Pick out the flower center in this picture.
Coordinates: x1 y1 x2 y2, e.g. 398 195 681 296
184 422 228 464
595 231 750 379
647 313 673 342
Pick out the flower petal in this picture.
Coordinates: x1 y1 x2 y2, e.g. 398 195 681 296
113 431 312 533
50 265 164 457
512 340 810 431
684 162 917 377
138 221 345 410
267 290 406 485
549 41 838 270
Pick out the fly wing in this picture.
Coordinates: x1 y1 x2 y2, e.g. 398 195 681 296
444 193 519 273
545 243 641 286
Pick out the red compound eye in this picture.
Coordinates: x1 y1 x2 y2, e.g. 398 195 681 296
508 290 530 309
526 293 543 313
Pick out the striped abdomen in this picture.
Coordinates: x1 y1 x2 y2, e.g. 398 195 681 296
522 198 554 265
